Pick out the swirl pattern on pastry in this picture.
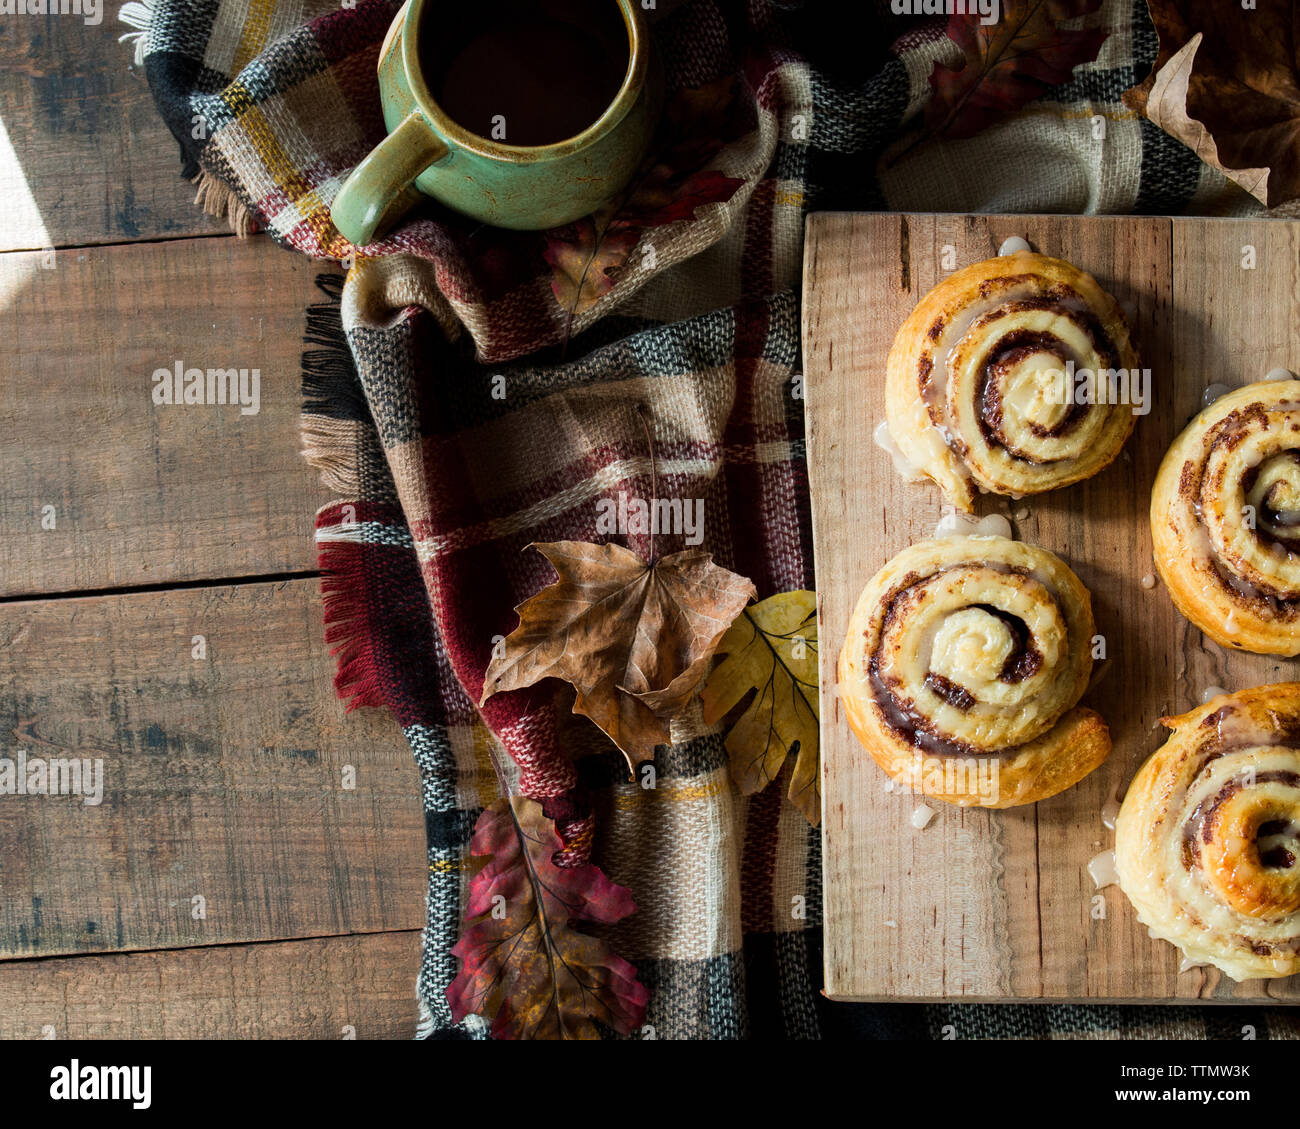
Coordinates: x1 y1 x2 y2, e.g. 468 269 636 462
1115 684 1300 981
838 536 1110 808
885 251 1140 512
1152 379 1300 655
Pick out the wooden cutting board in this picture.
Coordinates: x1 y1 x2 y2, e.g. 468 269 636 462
803 213 1300 1004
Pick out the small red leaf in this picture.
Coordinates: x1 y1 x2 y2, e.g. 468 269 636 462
927 0 1108 140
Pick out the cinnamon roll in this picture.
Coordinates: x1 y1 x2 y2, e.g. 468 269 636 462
1115 684 1300 981
885 251 1141 511
1152 379 1300 655
838 536 1110 808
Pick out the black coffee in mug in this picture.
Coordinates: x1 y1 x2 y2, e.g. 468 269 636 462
422 0 630 147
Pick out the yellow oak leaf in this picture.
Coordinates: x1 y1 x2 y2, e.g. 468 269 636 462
700 590 821 826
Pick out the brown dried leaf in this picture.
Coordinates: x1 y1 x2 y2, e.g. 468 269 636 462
543 219 639 322
481 541 756 767
1125 1 1300 207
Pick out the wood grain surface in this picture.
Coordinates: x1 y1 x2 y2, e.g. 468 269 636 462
0 17 226 250
804 213 1300 1003
0 18 430 1039
0 578 426 958
0 931 423 1039
0 240 334 597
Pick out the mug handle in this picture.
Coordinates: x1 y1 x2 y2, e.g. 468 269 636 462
330 111 449 247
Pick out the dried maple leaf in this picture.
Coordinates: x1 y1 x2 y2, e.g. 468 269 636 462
1123 2 1300 208
446 795 649 1039
700 590 821 826
926 0 1108 140
481 541 756 767
544 219 639 323
543 78 748 338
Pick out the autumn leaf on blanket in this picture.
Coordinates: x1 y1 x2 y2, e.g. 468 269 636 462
926 0 1109 140
446 795 649 1039
543 168 743 322
543 77 748 328
544 219 640 323
481 541 756 768
700 590 821 826
1122 1 1300 208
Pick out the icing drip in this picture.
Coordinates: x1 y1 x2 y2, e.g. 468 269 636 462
1202 383 1232 408
933 508 1013 540
873 420 924 482
1089 849 1119 889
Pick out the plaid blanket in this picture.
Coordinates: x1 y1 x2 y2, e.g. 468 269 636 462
130 0 1298 1038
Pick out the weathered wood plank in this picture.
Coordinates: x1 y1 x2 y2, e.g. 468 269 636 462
807 213 1300 1003
0 14 226 251
0 239 337 596
0 577 427 958
0 931 423 1039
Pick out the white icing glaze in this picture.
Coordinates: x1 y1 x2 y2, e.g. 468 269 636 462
1265 367 1296 382
1088 849 1118 889
1101 794 1121 831
933 509 1013 540
1198 685 1228 705
1140 573 1157 590
1202 383 1233 408
911 804 936 830
998 236 1032 256
1179 955 1209 974
873 419 925 482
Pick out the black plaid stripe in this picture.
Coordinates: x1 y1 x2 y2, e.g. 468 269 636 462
627 953 748 1039
803 65 909 213
1126 0 1203 215
742 930 823 1039
1133 117 1205 216
230 28 337 103
370 301 752 436
576 735 731 790
405 719 483 1038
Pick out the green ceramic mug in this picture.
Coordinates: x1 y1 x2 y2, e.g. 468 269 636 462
330 0 653 244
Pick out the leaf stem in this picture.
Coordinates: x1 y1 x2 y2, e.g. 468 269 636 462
636 404 657 565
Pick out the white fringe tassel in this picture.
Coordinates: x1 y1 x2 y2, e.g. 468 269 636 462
118 1 156 66
415 997 436 1040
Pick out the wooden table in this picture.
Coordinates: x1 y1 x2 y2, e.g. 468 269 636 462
0 20 426 1038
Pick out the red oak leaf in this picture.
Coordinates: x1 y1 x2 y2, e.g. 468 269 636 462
446 795 649 1040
